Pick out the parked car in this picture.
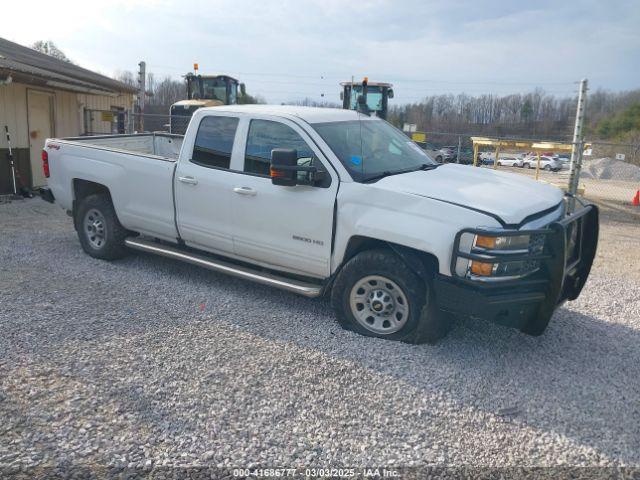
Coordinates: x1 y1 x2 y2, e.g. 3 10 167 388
480 155 494 166
496 156 523 168
416 141 444 163
554 154 571 169
40 105 598 343
439 145 458 162
522 155 562 171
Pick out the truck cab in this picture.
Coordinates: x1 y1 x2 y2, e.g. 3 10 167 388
340 79 394 120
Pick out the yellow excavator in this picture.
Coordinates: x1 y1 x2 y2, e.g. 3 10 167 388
170 71 245 134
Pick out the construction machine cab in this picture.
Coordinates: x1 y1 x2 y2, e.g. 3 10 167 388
170 74 244 134
340 79 394 120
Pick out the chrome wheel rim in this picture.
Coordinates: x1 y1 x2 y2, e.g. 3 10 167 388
84 209 107 249
349 275 409 335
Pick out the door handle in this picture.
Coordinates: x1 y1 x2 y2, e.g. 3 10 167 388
178 176 198 185
233 186 257 196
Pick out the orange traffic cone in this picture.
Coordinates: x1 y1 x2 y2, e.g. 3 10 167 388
633 190 640 207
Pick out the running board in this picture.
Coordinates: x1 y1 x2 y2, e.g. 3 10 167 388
124 237 323 298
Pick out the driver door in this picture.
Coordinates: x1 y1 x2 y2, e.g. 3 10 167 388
230 118 337 278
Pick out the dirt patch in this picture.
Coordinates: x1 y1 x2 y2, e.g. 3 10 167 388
593 207 640 282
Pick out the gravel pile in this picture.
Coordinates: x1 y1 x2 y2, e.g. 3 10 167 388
581 157 640 181
1 199 639 475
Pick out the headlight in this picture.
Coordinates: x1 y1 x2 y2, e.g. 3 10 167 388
455 232 543 280
474 234 530 251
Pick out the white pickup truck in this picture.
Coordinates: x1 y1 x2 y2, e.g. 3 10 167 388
40 105 598 343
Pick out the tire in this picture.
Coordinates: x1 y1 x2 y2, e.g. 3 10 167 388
523 162 530 169
497 162 502 167
544 165 551 171
521 309 551 336
75 193 129 260
330 249 449 344
436 155 443 163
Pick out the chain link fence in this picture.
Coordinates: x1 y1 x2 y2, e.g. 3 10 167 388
83 109 129 136
83 110 187 136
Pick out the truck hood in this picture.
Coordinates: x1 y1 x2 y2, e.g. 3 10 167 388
373 164 564 225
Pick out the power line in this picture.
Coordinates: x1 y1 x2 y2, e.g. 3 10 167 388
145 63 577 88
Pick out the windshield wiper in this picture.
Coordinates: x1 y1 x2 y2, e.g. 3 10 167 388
416 163 440 171
362 170 396 183
362 163 439 183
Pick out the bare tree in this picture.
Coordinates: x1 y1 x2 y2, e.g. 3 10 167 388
32 40 73 63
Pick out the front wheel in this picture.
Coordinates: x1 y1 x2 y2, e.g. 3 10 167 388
331 249 449 344
544 165 551 171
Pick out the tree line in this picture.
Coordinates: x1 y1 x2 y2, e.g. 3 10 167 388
387 89 640 142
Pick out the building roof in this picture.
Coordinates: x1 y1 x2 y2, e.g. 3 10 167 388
204 104 370 123
0 37 137 95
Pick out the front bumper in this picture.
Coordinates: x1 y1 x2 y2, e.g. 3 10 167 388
433 204 599 332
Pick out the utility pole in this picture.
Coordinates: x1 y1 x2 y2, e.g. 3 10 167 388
457 135 462 164
136 61 146 132
568 78 588 212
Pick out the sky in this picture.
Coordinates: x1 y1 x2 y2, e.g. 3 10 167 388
2 0 639 104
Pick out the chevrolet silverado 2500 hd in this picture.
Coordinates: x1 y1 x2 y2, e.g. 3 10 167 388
40 105 598 343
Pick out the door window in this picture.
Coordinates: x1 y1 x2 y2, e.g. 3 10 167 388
244 120 316 177
191 116 239 169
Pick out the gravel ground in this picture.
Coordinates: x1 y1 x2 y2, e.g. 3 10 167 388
1 198 639 476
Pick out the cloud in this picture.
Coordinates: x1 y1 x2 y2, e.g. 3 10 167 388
3 0 638 104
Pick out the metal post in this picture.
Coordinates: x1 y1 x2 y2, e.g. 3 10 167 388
568 78 588 211
473 142 479 167
535 151 541 181
493 144 500 170
457 136 462 164
137 61 146 132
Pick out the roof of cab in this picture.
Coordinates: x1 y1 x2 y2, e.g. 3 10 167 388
199 104 367 123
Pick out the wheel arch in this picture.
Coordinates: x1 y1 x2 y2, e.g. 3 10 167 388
72 179 113 229
338 235 439 284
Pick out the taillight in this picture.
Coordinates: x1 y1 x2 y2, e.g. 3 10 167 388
42 149 50 178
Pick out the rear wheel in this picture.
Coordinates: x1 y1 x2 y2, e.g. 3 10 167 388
544 165 551 171
75 194 129 260
523 162 530 169
331 249 449 344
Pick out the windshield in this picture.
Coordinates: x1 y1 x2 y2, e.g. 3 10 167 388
200 78 228 102
349 85 383 112
313 118 437 182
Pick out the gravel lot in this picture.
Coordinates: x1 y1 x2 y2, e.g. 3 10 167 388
1 198 639 475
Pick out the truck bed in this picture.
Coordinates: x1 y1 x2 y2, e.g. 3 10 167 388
46 133 183 242
61 132 183 161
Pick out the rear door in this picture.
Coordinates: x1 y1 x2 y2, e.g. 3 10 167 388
230 117 338 278
175 114 241 255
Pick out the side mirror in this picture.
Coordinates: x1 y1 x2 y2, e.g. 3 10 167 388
271 148 298 186
271 149 322 187
388 88 394 99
